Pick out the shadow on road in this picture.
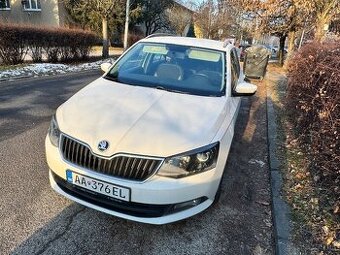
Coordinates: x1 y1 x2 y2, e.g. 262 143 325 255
0 71 101 142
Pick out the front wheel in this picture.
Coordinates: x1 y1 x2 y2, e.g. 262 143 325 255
212 170 226 205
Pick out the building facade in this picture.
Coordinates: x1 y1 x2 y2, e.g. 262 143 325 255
0 0 67 27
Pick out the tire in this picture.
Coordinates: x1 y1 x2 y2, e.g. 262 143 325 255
213 170 226 205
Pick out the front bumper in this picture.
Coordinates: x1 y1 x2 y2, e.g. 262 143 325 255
46 136 225 224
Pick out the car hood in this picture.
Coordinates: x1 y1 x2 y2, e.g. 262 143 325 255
57 78 228 157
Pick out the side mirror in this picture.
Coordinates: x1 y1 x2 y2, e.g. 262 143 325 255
100 62 112 73
233 82 257 96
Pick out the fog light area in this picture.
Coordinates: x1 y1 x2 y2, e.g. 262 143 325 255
171 197 208 214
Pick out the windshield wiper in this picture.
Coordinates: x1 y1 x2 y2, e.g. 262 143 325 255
104 75 118 82
155 86 188 94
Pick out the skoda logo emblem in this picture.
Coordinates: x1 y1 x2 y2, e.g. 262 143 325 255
98 140 109 151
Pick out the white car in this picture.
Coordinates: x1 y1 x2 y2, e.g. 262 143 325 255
46 35 257 224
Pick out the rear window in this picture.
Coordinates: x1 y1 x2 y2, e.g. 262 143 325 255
106 42 226 97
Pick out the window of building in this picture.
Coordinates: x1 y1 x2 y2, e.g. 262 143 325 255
0 0 11 10
23 0 41 11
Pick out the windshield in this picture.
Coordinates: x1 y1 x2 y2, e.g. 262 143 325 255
105 42 226 97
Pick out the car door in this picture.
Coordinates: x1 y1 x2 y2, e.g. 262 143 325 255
214 48 241 154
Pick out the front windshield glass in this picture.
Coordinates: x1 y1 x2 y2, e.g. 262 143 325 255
105 42 226 97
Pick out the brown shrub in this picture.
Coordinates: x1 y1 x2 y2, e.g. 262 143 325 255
42 27 98 62
120 30 144 48
129 32 144 47
0 24 98 65
0 24 30 64
286 41 340 208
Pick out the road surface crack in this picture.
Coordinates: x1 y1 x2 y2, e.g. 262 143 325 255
35 207 86 255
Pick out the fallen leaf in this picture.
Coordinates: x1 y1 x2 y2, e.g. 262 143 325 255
256 201 270 206
248 159 266 167
333 241 340 248
326 236 334 246
253 244 263 255
314 175 320 182
294 183 303 189
310 198 319 204
322 226 329 235
296 173 305 179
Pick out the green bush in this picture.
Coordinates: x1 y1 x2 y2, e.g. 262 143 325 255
0 24 98 65
286 41 340 208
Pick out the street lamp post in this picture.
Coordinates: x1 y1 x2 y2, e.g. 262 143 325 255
123 0 131 51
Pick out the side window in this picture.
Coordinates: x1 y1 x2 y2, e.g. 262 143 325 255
121 50 147 70
151 54 165 63
147 53 166 75
230 50 239 90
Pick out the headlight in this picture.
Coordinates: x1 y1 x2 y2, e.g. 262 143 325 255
157 143 219 178
48 115 60 147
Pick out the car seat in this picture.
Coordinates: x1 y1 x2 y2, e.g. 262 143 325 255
154 63 183 80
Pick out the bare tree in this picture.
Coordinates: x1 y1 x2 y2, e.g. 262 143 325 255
64 0 122 58
192 1 219 39
312 0 339 41
242 0 339 64
132 0 174 36
242 0 312 65
167 5 192 36
191 0 244 40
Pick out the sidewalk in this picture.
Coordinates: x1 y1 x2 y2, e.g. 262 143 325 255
89 46 123 57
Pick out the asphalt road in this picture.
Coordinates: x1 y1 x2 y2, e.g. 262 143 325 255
0 71 273 255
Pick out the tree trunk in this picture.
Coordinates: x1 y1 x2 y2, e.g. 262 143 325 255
102 17 109 58
315 16 327 42
314 0 335 42
287 30 296 59
145 22 150 36
278 35 286 67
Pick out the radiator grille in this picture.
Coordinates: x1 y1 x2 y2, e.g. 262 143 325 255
60 135 163 181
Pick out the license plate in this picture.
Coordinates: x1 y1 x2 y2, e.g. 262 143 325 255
66 170 130 202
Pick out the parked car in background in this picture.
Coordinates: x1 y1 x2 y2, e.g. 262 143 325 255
46 35 257 224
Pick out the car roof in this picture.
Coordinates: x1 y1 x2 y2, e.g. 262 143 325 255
140 36 231 52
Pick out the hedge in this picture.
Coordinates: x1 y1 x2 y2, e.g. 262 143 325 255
0 24 98 65
286 41 340 209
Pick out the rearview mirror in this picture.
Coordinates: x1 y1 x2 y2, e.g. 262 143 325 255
233 82 257 96
100 62 112 73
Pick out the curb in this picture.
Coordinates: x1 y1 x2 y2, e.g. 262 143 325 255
266 87 296 255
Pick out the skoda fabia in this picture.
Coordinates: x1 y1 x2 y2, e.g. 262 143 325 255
46 35 257 224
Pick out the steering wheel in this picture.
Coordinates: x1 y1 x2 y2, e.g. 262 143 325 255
187 73 212 87
194 73 209 79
